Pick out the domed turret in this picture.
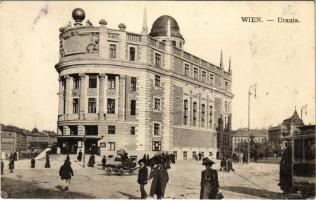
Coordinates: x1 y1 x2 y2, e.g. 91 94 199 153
72 8 85 26
149 15 185 49
149 15 183 39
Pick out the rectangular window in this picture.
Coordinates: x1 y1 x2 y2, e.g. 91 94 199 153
89 75 97 88
184 64 190 76
69 126 78 135
201 104 205 127
85 126 98 135
183 99 188 125
108 126 115 134
130 127 136 135
108 75 116 89
154 98 161 111
194 68 199 79
73 98 79 114
129 47 136 61
107 98 115 114
155 75 161 87
210 74 214 85
88 98 96 113
202 71 206 82
209 106 213 128
193 102 197 126
73 76 80 89
130 100 136 115
108 142 115 151
183 151 187 160
131 77 137 91
172 40 177 46
109 44 116 58
155 53 161 67
153 123 160 135
152 141 161 151
192 151 196 158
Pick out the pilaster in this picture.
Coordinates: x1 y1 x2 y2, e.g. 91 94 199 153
64 75 72 118
99 73 106 120
79 73 86 119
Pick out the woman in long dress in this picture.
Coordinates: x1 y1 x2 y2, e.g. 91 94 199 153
200 157 219 199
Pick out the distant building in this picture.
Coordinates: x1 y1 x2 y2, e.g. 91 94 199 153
268 109 304 144
0 124 57 158
55 8 233 159
231 129 268 153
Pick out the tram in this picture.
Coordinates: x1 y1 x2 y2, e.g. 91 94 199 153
291 125 315 197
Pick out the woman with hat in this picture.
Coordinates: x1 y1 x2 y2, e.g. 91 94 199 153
200 157 219 199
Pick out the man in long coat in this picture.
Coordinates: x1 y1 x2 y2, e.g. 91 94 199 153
200 157 219 199
149 157 169 199
45 154 50 168
59 160 74 191
279 142 293 194
8 158 14 173
77 149 82 162
31 157 35 168
137 159 148 199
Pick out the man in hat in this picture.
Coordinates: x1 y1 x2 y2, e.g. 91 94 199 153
45 153 50 168
200 157 219 199
59 159 74 192
137 159 148 199
149 156 169 199
102 156 107 170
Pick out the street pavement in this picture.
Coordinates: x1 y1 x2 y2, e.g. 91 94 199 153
1 155 284 199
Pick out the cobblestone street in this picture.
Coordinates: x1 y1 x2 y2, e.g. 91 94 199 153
1 156 283 199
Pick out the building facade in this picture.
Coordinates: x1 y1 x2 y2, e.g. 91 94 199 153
231 129 268 154
55 8 233 159
268 109 304 145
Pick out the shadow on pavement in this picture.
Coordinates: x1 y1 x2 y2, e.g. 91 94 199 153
118 191 139 199
221 186 283 199
1 177 95 199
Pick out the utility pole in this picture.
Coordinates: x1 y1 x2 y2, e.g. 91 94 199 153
248 84 257 162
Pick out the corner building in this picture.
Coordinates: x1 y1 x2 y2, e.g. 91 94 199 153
55 8 233 160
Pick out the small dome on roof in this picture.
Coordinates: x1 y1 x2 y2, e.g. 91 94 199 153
149 15 183 39
72 8 85 23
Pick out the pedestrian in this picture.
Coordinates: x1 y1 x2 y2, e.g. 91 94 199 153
59 160 74 192
148 156 169 199
8 157 14 173
171 153 175 164
198 152 202 161
102 155 107 170
1 159 4 175
220 158 226 172
77 149 82 161
146 154 150 161
200 157 219 199
137 159 148 199
13 152 17 161
45 153 50 168
279 142 293 194
87 154 95 167
227 158 234 172
31 157 36 168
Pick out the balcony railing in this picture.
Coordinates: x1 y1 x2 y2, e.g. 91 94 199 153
126 33 141 42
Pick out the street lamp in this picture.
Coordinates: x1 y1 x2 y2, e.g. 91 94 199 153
248 84 257 162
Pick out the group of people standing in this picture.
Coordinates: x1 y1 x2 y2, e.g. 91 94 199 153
137 154 171 199
220 157 234 172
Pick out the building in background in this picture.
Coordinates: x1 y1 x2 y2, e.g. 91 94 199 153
231 128 268 155
1 124 57 159
268 109 304 145
55 8 233 159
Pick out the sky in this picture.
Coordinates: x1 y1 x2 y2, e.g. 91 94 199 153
0 1 315 132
